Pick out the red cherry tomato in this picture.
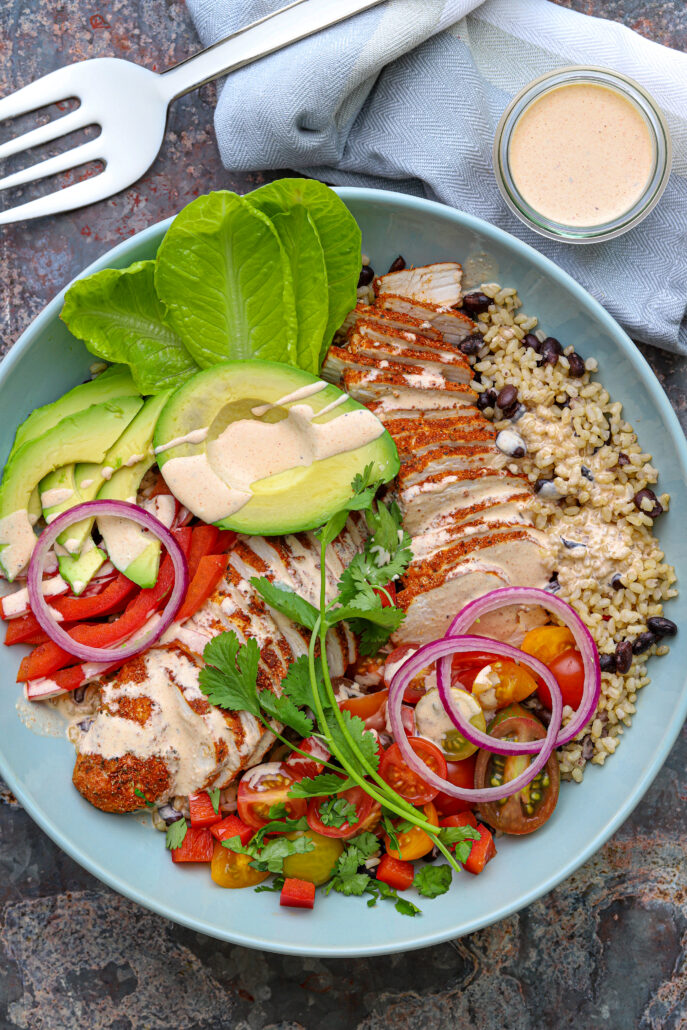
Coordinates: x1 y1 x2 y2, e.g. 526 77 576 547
383 645 427 704
379 738 447 805
237 764 307 829
433 755 477 816
374 582 397 607
306 786 381 840
285 737 331 780
537 648 585 710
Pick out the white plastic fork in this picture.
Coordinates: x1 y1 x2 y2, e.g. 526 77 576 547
0 0 386 225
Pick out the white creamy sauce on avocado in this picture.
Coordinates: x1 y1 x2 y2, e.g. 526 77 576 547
40 487 73 508
154 427 209 456
98 515 153 568
161 401 384 524
79 478 95 490
0 509 37 580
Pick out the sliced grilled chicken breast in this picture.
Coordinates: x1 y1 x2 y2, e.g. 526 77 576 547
378 294 476 345
373 262 463 307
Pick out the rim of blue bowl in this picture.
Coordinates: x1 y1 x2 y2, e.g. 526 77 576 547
0 186 685 957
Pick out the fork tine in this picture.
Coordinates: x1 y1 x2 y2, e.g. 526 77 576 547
0 170 115 226
0 140 101 192
0 110 90 163
0 68 76 123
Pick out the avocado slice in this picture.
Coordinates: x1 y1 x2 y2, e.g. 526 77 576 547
57 541 107 594
0 395 143 580
10 365 137 458
97 455 160 588
154 360 399 536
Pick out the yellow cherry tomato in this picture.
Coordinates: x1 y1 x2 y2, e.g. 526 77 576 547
385 802 439 861
210 843 270 889
473 659 539 710
521 626 575 665
282 831 344 886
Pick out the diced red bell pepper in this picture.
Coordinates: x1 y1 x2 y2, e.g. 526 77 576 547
374 582 397 608
170 826 214 863
280 877 316 909
376 854 414 891
53 572 138 621
210 814 255 846
215 529 237 553
149 472 172 498
440 812 479 831
176 554 229 624
17 529 191 682
463 824 497 876
187 525 220 580
189 791 223 828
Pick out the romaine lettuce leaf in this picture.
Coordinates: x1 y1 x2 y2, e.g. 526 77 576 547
154 190 297 368
270 207 328 375
60 260 198 395
247 178 361 365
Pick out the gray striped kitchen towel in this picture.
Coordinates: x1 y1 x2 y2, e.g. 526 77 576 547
186 0 687 354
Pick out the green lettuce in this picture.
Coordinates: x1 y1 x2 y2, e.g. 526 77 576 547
60 260 198 395
247 178 362 364
154 191 298 368
270 207 328 375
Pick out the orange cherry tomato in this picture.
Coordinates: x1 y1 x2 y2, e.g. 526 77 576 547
210 842 270 888
384 802 439 861
340 689 388 722
237 764 307 829
379 738 447 805
537 647 585 710
521 626 576 665
470 659 539 710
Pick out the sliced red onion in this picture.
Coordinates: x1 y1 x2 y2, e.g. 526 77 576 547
442 586 601 748
388 634 562 803
27 500 188 664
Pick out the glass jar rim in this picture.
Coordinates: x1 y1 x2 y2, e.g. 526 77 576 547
492 66 672 244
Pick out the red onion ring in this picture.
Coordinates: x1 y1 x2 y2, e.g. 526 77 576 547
388 634 562 803
27 500 188 664
441 586 601 748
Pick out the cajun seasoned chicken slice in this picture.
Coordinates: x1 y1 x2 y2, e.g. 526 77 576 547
378 294 476 345
373 262 463 307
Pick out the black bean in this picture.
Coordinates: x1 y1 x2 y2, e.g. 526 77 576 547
73 686 86 704
632 631 657 655
388 255 406 273
534 478 560 499
496 385 518 411
523 333 542 353
476 388 497 411
614 640 633 674
158 804 184 826
567 352 586 378
539 339 561 366
421 847 439 863
462 291 491 317
647 616 677 638
610 574 624 590
459 334 482 356
617 452 631 467
633 488 663 519
580 465 594 482
601 650 617 675
358 265 374 288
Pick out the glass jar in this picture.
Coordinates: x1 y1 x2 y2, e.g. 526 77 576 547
493 66 672 244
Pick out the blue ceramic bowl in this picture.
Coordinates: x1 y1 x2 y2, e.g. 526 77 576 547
0 188 684 957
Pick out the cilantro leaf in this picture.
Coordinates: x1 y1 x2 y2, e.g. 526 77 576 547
347 611 405 656
438 825 481 866
250 835 315 873
268 802 289 820
280 654 320 708
165 818 188 851
288 772 355 799
259 688 313 737
330 872 371 896
254 875 284 894
208 788 221 816
347 832 381 861
328 709 381 772
326 831 381 897
251 577 318 630
316 509 349 548
318 797 359 829
382 814 401 852
414 864 453 899
200 633 261 717
395 897 421 917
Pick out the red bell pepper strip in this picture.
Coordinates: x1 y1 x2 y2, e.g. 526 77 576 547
463 824 497 876
280 877 316 909
4 614 57 647
376 854 415 891
187 526 220 580
189 791 223 829
176 554 229 624
215 529 237 552
26 658 128 700
170 826 214 863
17 529 191 682
210 814 255 846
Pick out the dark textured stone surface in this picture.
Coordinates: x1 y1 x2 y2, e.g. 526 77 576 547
0 2 685 1027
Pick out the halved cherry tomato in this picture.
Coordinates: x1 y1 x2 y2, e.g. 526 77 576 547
280 877 316 909
282 831 343 885
440 811 478 831
285 737 331 780
189 791 222 829
384 802 439 861
384 645 426 704
340 689 388 723
374 582 397 608
463 824 496 875
379 738 447 805
521 625 576 666
211 842 269 887
171 826 214 863
475 716 560 835
470 659 539 711
307 786 381 840
237 764 306 830
433 755 477 816
538 648 585 710
376 854 414 891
